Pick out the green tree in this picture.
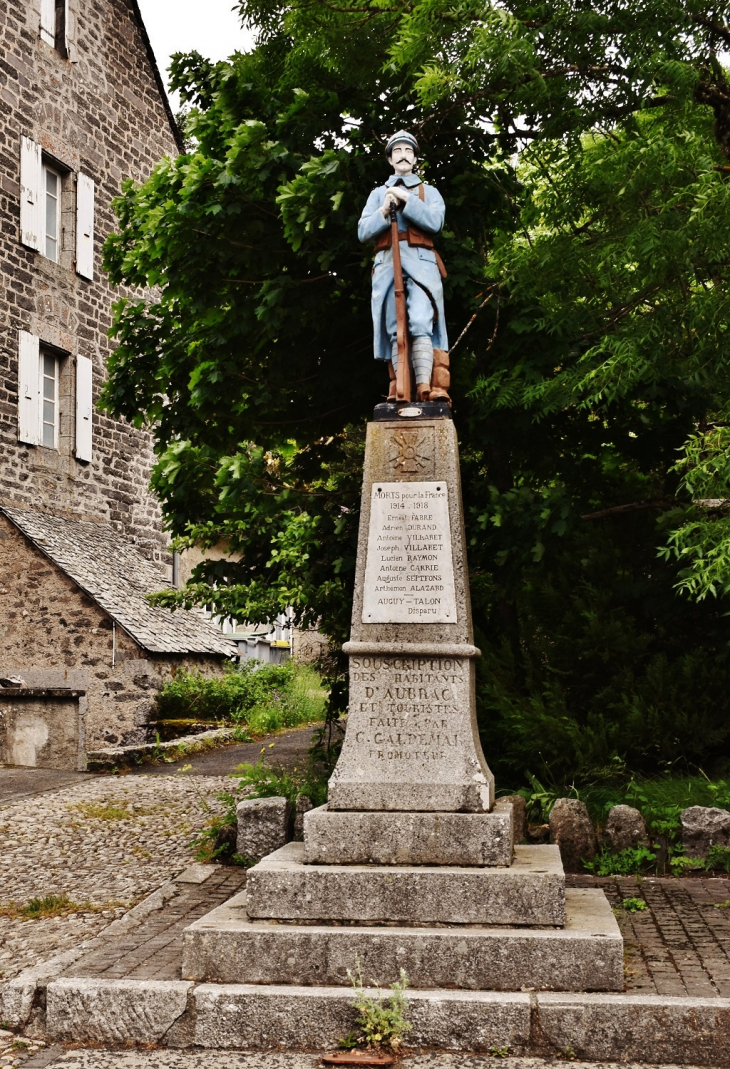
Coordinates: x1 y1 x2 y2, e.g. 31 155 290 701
102 0 730 782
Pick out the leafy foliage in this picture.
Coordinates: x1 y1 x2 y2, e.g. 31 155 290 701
102 0 730 783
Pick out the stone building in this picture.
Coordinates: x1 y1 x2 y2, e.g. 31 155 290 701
0 0 234 764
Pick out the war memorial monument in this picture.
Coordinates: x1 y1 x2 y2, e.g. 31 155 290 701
177 132 636 1055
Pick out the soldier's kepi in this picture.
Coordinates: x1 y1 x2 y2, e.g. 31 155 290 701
358 131 451 404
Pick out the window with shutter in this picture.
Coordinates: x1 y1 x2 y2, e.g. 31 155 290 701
75 355 93 462
76 174 95 280
40 0 55 46
18 332 41 446
43 163 62 262
20 138 44 253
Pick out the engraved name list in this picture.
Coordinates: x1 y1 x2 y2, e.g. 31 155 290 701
362 481 457 624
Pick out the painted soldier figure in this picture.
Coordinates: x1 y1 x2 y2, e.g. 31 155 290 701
358 131 451 403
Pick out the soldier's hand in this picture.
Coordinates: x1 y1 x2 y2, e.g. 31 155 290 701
389 185 411 206
381 191 399 217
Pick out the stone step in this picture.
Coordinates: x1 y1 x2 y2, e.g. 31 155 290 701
182 888 622 991
245 842 565 926
33 976 730 1064
304 800 513 866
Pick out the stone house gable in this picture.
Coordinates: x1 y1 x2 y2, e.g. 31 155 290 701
2 506 235 656
0 509 234 752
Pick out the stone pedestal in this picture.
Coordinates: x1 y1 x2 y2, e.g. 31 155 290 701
329 419 494 814
182 413 624 1030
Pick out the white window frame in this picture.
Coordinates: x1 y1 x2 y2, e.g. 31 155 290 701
39 349 61 450
43 161 61 263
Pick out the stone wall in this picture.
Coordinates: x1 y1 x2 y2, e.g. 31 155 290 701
0 689 85 770
0 513 225 750
0 0 180 562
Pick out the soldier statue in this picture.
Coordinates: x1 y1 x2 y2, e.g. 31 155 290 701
358 131 451 404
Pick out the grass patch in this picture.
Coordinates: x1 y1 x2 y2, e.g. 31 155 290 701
509 773 730 827
0 894 126 920
70 800 133 821
69 800 158 821
156 661 327 738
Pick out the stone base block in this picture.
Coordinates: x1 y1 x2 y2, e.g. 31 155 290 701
191 984 531 1052
537 992 730 1066
303 800 513 866
46 978 193 1044
236 796 291 864
182 888 622 991
245 842 565 926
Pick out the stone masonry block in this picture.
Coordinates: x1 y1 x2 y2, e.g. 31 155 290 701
245 841 565 926
182 888 622 990
192 983 532 1052
303 800 513 866
46 978 193 1044
535 992 730 1067
236 796 292 863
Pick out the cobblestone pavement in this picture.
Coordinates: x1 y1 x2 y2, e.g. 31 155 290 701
20 1053 708 1069
0 775 230 981
568 873 730 996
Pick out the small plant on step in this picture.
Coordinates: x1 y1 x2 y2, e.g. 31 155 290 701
489 1045 510 1058
344 958 412 1052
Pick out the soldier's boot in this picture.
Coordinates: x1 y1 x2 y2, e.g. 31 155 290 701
411 336 433 402
429 348 451 404
387 360 397 401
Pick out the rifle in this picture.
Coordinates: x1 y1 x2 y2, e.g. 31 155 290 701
390 203 411 402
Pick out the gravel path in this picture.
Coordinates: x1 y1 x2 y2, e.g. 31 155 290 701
0 774 230 981
18 1052 707 1069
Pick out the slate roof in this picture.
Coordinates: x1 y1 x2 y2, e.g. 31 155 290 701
1 507 236 657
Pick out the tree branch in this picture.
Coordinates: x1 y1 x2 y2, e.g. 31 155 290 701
581 499 677 521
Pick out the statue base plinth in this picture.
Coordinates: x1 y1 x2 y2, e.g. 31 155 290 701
373 400 451 421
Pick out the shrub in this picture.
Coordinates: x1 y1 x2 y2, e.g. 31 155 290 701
707 845 730 874
189 756 330 863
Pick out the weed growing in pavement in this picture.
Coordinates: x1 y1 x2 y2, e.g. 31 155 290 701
0 894 126 921
343 959 412 1052
620 897 648 913
68 800 156 821
489 1046 510 1057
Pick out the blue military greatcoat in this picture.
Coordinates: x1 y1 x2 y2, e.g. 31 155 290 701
358 172 448 362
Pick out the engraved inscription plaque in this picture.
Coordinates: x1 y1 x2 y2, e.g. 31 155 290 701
328 652 492 811
362 481 457 624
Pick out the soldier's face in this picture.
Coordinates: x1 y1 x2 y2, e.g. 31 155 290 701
390 143 415 174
